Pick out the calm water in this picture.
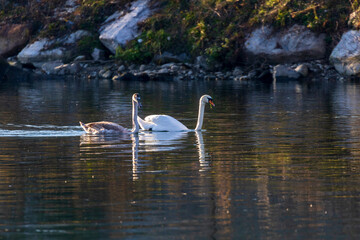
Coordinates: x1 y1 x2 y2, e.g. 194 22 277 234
0 77 360 239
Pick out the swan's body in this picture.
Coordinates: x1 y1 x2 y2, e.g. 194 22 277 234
80 93 141 134
137 115 188 131
138 95 214 131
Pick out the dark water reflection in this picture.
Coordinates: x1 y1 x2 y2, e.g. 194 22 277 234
0 78 360 239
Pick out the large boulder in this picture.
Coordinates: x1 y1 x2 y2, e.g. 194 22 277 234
17 30 91 67
244 25 326 64
329 30 360 76
0 24 31 57
99 0 153 54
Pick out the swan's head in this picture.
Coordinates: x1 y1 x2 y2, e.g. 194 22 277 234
132 93 142 108
201 95 215 108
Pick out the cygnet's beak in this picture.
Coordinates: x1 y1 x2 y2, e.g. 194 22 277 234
138 100 142 109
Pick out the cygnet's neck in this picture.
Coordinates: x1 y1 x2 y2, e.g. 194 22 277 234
195 100 205 131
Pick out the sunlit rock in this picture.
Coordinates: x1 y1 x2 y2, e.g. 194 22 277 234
348 9 360 28
244 25 326 63
295 64 309 77
99 0 153 54
330 30 360 76
17 30 91 67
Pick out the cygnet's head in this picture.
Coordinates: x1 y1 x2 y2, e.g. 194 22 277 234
132 93 142 108
200 95 215 108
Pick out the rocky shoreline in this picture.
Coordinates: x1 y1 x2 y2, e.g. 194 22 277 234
0 0 358 83
1 53 344 84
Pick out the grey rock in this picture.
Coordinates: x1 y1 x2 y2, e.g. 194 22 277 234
41 61 63 74
153 52 186 65
195 56 209 70
53 62 81 75
139 64 148 71
91 48 106 61
118 65 126 72
232 67 243 76
157 68 170 74
245 25 326 63
99 69 113 78
99 0 153 54
330 30 360 76
273 64 301 81
74 55 86 62
64 30 91 44
17 30 92 66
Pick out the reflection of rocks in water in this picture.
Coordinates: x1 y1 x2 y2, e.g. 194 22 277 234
0 56 34 83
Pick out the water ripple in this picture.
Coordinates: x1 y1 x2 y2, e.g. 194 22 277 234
0 124 83 137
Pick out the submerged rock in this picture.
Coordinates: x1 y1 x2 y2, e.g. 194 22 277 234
244 25 326 64
99 0 153 54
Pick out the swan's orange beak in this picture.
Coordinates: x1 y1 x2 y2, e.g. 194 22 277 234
209 99 215 108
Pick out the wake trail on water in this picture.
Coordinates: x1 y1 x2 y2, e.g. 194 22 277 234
0 123 84 137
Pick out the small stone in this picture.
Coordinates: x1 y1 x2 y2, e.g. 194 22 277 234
128 64 137 70
74 55 86 62
273 64 301 81
295 64 309 77
112 75 120 81
232 67 243 76
118 65 126 72
139 64 147 71
100 70 112 79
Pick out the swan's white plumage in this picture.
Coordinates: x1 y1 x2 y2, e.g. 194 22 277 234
138 94 214 132
137 115 188 131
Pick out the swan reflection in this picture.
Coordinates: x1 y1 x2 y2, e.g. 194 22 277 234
79 131 189 180
79 131 209 179
195 131 211 172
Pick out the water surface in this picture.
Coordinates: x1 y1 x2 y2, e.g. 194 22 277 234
0 78 360 239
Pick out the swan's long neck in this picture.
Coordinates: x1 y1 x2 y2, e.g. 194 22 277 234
195 100 205 131
131 100 139 133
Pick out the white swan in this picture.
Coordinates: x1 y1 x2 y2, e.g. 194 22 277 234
137 94 215 131
79 93 142 134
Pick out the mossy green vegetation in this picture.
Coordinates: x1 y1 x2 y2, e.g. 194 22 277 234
116 0 360 66
1 0 360 66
